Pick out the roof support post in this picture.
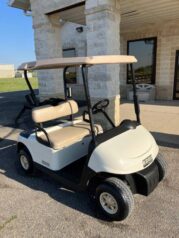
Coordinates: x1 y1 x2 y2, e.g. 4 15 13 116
85 0 121 128
30 0 64 100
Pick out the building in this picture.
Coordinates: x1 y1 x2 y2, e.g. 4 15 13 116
9 0 179 124
15 70 33 78
0 64 15 78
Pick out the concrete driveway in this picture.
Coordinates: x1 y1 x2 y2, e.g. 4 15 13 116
121 100 179 148
0 92 179 237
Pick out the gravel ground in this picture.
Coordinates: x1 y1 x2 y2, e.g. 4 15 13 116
0 127 178 238
0 92 179 237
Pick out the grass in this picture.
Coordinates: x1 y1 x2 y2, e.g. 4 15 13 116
0 78 38 93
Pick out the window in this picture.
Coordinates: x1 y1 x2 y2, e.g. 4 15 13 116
63 48 77 84
127 37 157 84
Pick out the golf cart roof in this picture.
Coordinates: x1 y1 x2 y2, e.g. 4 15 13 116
18 55 137 70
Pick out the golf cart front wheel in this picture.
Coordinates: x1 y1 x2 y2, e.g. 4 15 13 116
19 149 34 174
95 177 134 221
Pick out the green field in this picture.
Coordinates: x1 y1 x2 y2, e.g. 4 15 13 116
0 78 38 92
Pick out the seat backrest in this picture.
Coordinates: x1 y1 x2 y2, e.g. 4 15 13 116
32 100 79 123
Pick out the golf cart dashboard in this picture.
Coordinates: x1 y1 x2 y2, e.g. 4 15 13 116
95 120 140 146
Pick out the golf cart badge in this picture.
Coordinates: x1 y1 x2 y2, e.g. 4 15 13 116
143 155 153 168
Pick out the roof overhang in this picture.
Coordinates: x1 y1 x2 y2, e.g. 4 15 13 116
9 0 30 11
46 1 85 25
9 0 179 31
45 0 179 30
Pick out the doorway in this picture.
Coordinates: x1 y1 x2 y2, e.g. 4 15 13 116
173 50 179 99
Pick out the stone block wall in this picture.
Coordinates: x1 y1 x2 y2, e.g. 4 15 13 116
85 0 121 126
30 0 87 100
61 22 87 100
30 0 64 99
120 20 179 100
29 0 179 101
60 19 179 102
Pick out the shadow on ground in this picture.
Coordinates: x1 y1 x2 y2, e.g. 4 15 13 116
0 138 99 220
0 90 35 130
152 131 179 149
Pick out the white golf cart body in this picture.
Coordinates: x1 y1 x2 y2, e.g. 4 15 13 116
89 125 158 174
18 122 158 174
17 55 163 199
18 55 158 174
18 118 103 171
16 55 168 221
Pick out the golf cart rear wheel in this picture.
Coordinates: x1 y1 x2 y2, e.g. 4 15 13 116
95 177 134 221
19 149 34 174
156 154 168 181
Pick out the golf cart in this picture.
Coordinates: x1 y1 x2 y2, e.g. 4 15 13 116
17 55 167 221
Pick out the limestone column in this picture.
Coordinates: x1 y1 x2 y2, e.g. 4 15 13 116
30 1 64 100
85 0 121 126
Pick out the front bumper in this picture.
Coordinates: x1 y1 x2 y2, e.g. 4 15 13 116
135 161 160 196
126 160 161 196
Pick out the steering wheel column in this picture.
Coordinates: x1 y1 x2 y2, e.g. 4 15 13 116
92 99 115 128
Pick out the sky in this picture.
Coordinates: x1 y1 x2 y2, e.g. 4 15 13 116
0 0 35 68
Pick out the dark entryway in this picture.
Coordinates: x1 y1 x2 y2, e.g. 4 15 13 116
173 50 179 99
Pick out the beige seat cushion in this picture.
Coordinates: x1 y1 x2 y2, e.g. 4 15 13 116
32 100 79 123
37 122 102 150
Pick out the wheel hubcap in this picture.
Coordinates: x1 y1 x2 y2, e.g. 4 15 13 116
20 155 29 170
99 192 118 215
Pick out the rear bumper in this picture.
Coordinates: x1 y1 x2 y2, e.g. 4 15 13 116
126 160 160 196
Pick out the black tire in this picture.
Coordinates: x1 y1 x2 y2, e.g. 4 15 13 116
156 154 168 181
95 177 134 221
19 148 34 174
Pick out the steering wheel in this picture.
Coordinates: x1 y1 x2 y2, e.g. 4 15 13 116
92 99 109 114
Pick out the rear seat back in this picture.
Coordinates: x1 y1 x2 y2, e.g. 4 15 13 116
32 100 79 123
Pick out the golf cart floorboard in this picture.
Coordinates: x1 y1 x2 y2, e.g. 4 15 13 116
35 157 87 191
